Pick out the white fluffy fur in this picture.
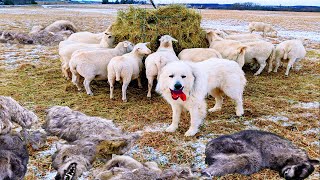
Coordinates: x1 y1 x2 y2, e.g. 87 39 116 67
248 22 277 38
178 48 222 62
156 59 246 136
67 24 113 44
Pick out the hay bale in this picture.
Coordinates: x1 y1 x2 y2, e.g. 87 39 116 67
112 5 208 53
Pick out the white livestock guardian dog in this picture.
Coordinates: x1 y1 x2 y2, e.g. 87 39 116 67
156 59 246 136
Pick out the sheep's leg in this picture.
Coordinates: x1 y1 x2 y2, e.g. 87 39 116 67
208 88 223 113
108 76 115 100
147 76 154 98
61 63 70 80
273 57 281 73
254 61 266 76
83 77 94 96
71 73 82 91
121 80 130 102
285 58 296 76
137 77 142 89
166 104 182 133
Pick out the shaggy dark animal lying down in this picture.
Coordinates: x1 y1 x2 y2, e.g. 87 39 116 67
44 106 140 180
0 96 38 135
203 130 319 179
94 155 196 180
0 133 29 180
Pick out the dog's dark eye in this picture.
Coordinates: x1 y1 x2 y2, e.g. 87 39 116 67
169 75 174 78
181 75 186 78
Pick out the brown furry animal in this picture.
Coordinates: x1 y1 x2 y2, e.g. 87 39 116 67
44 20 77 34
44 106 139 179
0 96 38 135
0 133 29 180
95 155 195 180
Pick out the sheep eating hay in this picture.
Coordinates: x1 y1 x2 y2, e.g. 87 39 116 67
111 5 208 53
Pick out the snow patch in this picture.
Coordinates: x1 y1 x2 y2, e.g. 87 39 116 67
293 102 320 109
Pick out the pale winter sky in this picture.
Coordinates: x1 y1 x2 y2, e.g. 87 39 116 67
154 0 320 6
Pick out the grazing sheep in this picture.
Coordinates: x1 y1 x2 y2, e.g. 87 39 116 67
248 22 277 38
178 48 222 62
59 32 115 79
69 41 134 95
0 96 38 135
202 130 319 179
44 20 77 34
225 33 263 42
156 59 246 136
273 40 306 76
108 43 152 102
44 106 140 179
145 35 179 98
94 155 195 180
67 24 113 44
206 30 247 68
243 40 275 75
0 133 29 180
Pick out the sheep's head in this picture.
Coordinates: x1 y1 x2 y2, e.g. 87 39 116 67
121 41 134 53
271 30 277 38
159 35 177 48
101 32 115 47
133 42 152 56
206 30 223 44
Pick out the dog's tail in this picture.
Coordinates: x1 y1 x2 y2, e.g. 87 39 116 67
268 46 276 73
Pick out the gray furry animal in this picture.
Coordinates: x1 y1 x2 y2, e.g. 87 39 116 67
0 96 38 135
203 130 319 179
0 133 29 180
95 155 195 180
44 106 139 179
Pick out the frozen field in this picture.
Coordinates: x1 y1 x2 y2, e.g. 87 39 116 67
0 4 319 180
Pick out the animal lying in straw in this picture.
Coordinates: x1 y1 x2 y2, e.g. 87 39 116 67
156 59 246 136
202 130 319 179
0 133 29 180
94 155 195 180
44 106 139 179
43 20 77 34
0 96 38 135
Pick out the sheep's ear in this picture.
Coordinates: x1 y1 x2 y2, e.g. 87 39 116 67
144 42 150 45
123 42 128 48
238 46 247 54
106 24 113 32
171 37 178 42
309 159 319 165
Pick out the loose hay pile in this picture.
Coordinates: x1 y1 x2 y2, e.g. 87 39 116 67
112 5 208 53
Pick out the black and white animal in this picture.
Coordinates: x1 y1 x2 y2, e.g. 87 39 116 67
203 130 319 179
0 96 38 135
44 106 139 180
0 133 29 180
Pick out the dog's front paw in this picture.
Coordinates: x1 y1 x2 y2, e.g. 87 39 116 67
166 125 178 132
184 128 198 137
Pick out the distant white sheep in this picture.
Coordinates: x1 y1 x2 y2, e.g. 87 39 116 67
108 43 151 102
178 48 222 62
248 22 277 38
44 20 77 34
243 40 275 75
206 30 247 68
59 32 115 79
273 39 306 76
145 35 179 98
67 24 113 44
69 41 134 95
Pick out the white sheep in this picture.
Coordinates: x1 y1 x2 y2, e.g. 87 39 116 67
44 20 77 33
243 40 275 75
59 32 115 79
248 22 277 38
108 43 152 102
213 29 262 42
178 48 222 62
273 40 306 76
67 25 113 44
69 41 134 95
145 35 179 98
206 30 247 68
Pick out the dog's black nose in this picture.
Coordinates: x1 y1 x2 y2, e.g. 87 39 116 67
174 82 182 90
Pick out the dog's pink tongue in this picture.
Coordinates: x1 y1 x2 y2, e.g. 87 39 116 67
170 90 187 101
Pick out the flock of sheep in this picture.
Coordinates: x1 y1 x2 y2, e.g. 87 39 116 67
0 16 317 180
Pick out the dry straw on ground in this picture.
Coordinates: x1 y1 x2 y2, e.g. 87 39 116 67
112 5 208 53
